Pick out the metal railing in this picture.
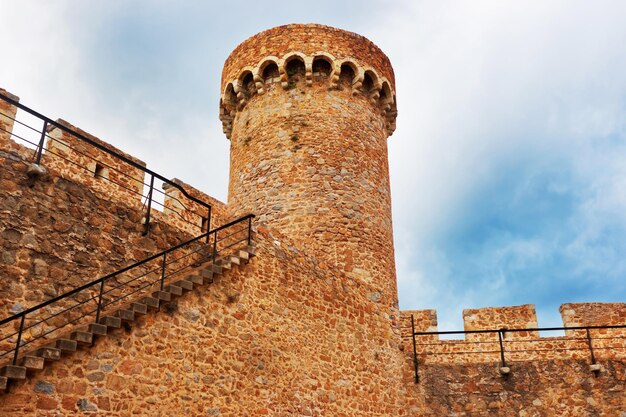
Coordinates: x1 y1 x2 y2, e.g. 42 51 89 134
0 92 212 235
0 213 254 368
410 315 626 383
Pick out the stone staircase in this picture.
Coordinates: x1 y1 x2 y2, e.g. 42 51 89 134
0 244 256 393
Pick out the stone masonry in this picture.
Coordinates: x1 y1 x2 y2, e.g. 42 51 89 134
0 24 624 416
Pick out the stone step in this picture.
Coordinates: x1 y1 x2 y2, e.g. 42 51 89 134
0 376 7 391
36 347 61 361
153 291 171 302
116 309 135 322
142 297 160 310
0 365 26 380
70 331 93 345
188 275 204 285
165 285 183 296
201 268 214 280
21 355 45 371
238 250 250 261
229 255 241 266
176 280 194 291
210 264 223 274
246 245 257 256
88 323 107 336
98 316 121 329
51 339 77 353
131 302 148 315
217 260 231 270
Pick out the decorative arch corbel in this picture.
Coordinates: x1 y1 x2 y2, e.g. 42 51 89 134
281 52 308 89
222 82 237 112
258 57 281 88
336 59 362 94
362 68 382 103
311 52 336 86
379 80 393 112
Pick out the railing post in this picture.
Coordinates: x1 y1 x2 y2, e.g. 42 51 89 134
143 174 155 236
33 120 48 165
498 329 507 368
247 216 252 245
12 314 26 365
212 230 218 261
95 280 105 323
160 253 167 290
586 328 596 365
205 206 211 243
411 314 419 383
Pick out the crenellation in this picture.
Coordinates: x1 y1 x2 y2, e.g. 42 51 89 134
0 89 18 145
161 178 230 235
463 304 539 341
560 302 626 340
401 303 626 368
45 119 146 208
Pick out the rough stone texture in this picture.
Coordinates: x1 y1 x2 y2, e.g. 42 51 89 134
0 88 19 145
0 110 213 354
0 227 407 416
403 360 626 417
45 119 147 208
1 24 625 417
224 24 398 309
222 24 395 92
400 305 626 416
162 178 229 236
0 89 31 160
463 304 540 341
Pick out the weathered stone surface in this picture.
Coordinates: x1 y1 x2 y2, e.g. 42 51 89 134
33 380 55 394
1 22 625 417
223 24 398 309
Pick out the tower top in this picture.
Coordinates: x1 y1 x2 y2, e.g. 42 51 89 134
219 24 397 139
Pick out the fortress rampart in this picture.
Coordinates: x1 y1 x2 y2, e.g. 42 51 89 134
0 24 624 417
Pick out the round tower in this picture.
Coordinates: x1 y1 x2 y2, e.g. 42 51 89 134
220 24 398 305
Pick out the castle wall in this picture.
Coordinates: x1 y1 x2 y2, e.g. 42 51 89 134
399 305 626 416
0 99 219 354
0 89 31 160
45 119 146 209
0 227 408 417
162 178 230 236
0 142 196 314
0 89 18 146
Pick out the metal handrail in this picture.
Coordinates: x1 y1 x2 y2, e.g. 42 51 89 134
0 92 213 234
0 213 255 366
410 316 626 383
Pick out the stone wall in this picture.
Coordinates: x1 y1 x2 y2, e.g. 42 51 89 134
399 304 626 416
0 93 223 362
45 119 147 209
0 89 31 160
0 226 408 416
162 178 229 236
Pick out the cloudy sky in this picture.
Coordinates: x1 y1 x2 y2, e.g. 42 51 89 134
1 1 625 331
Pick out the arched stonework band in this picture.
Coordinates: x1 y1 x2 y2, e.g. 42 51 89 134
219 52 397 140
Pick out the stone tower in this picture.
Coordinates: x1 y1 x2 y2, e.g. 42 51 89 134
220 24 398 306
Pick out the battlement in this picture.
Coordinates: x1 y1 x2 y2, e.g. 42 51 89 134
0 88 229 237
400 303 626 365
219 24 397 139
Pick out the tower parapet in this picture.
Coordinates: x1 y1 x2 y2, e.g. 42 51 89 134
221 24 398 306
